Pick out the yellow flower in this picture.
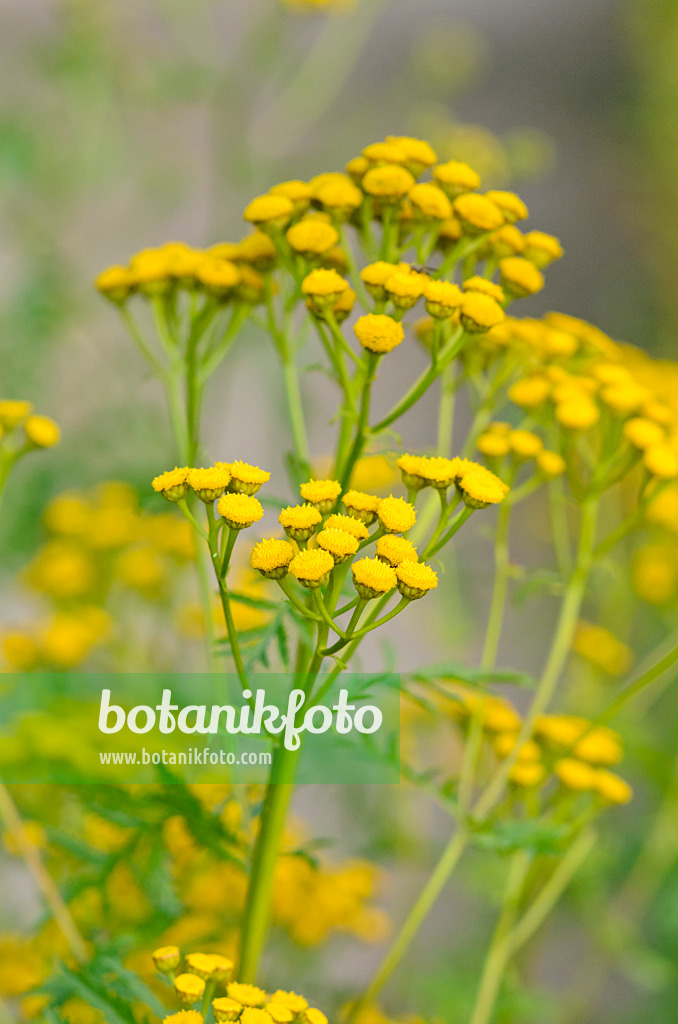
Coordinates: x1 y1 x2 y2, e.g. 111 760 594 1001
462 276 505 303
286 220 339 256
573 728 623 766
250 538 296 579
354 314 404 354
384 270 428 310
302 1011 328 1024
494 734 541 761
633 543 678 604
217 493 264 529
342 489 381 524
197 258 241 294
509 762 546 787
593 769 633 805
289 549 335 587
573 620 633 677
646 482 678 531
509 429 543 459
300 478 342 513
485 190 529 223
523 230 564 267
0 399 33 427
317 528 359 563
424 279 463 319
437 216 463 247
187 465 232 502
396 453 428 490
269 993 308 1015
352 557 397 599
228 460 270 495
227 984 268 1008
279 503 322 540
459 292 505 333
152 467 191 503
1 630 40 671
385 135 437 174
362 141 408 165
408 182 452 220
24 415 60 448
458 465 509 508
421 455 463 490
315 179 363 217
375 534 418 566
433 160 481 196
301 268 349 307
362 165 415 200
213 999 243 1022
360 261 405 301
323 513 369 539
174 973 206 1005
377 495 417 533
346 155 369 180
164 1013 203 1024
488 224 526 258
395 560 437 599
554 758 598 792
623 417 665 450
536 450 566 477
239 231 278 268
453 193 504 234
555 397 600 430
508 376 551 409
477 431 511 458
241 1011 272 1024
243 194 294 228
116 545 165 593
600 382 650 415
95 265 135 303
536 714 588 746
185 953 233 982
499 256 544 298
644 442 678 480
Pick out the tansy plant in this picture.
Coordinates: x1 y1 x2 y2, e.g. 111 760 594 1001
94 136 678 1022
0 400 60 520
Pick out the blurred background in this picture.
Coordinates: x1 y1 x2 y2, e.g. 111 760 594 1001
2 2 678 1023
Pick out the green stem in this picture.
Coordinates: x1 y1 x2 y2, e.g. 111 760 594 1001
282 356 311 473
467 851 532 1024
349 828 468 1020
480 500 512 671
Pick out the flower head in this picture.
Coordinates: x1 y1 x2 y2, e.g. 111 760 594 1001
453 193 504 234
279 503 322 540
536 450 566 478
24 415 60 448
408 183 452 220
286 220 339 257
188 465 232 503
269 993 308 1014
243 194 294 228
302 268 349 308
315 179 363 218
458 465 509 508
217 493 264 530
250 538 296 579
385 271 428 310
185 953 233 983
433 160 481 196
342 489 380 524
375 534 418 566
152 946 181 973
323 513 369 539
377 495 417 533
485 190 529 223
164 1013 203 1024
317 528 359 563
460 293 505 334
395 560 438 599
228 460 270 495
289 548 335 588
227 984 267 1008
555 397 600 431
152 467 190 503
95 265 135 303
352 557 397 599
462 276 505 303
360 261 405 301
0 400 33 428
362 165 415 200
593 769 632 805
499 256 544 298
354 314 404 354
424 279 463 319
174 973 206 1005
197 258 241 295
299 478 342 513
523 230 564 267
509 429 543 459
554 758 598 792
644 443 678 480
385 135 437 174
396 453 428 490
213 999 243 1022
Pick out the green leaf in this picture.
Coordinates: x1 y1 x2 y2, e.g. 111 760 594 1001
408 661 537 688
469 818 571 855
